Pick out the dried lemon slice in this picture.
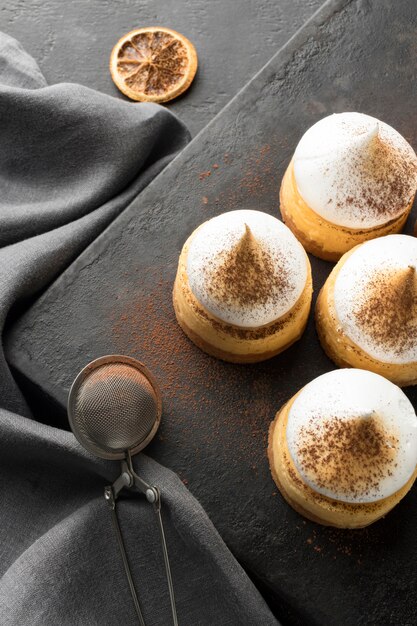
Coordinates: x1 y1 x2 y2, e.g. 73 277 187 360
110 27 198 103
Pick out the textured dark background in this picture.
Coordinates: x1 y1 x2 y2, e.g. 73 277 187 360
5 0 417 625
0 0 321 136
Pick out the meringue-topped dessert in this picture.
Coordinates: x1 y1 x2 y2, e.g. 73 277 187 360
280 112 417 261
173 209 313 362
316 234 417 386
268 369 417 528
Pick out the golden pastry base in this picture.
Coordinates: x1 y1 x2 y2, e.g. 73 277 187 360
172 230 313 364
279 161 412 262
315 246 417 387
268 394 417 528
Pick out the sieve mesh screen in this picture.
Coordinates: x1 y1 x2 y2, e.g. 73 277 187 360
68 358 161 460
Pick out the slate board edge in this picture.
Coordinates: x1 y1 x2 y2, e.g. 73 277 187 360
7 0 349 407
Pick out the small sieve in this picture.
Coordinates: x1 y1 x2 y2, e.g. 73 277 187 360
68 355 177 626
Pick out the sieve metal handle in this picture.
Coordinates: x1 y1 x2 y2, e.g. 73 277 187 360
126 454 179 626
105 486 146 626
105 456 178 626
149 488 178 626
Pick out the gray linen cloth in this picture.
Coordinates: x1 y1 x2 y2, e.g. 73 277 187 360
0 32 279 626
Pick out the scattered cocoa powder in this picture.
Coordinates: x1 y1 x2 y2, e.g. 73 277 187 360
239 144 276 200
197 145 279 211
110 271 279 466
83 362 155 395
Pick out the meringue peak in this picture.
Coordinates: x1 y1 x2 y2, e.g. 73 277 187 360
186 210 308 328
286 369 417 503
237 222 257 253
353 265 417 356
334 235 417 364
353 120 379 148
207 222 284 309
293 112 417 229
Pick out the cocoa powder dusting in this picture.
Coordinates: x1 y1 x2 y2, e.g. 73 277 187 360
331 130 417 221
353 266 417 356
206 224 291 310
296 413 399 498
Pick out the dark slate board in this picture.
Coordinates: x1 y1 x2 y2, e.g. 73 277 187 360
6 0 417 624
